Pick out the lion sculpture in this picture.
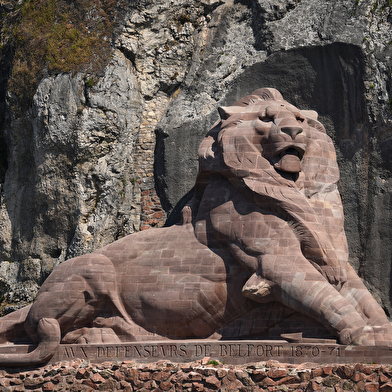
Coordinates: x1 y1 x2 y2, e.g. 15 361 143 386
0 88 391 366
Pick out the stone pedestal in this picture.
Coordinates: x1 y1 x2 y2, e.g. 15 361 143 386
1 340 391 365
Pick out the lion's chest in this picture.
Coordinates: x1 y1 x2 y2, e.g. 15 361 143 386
196 180 300 263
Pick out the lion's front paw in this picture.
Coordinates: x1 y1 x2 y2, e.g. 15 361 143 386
372 325 392 348
339 325 392 347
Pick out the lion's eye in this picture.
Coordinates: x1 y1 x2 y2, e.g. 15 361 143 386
265 104 280 118
253 119 272 135
296 116 305 123
260 115 272 122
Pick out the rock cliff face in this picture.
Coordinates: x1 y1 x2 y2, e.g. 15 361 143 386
0 0 391 318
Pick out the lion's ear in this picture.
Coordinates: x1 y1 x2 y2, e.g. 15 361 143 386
218 106 244 120
301 110 327 134
300 110 318 120
307 118 327 134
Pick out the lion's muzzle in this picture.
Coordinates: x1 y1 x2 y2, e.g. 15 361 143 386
264 137 307 174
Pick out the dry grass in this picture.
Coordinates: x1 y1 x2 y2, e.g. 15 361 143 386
7 0 126 108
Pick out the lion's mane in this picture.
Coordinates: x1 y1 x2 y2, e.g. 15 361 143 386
193 88 348 286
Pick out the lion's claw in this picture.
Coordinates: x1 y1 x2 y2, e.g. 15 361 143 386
340 325 392 347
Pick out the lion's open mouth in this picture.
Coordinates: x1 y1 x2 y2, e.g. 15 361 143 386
274 147 304 173
280 147 303 158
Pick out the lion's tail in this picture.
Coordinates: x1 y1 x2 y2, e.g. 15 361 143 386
0 317 60 367
0 305 60 366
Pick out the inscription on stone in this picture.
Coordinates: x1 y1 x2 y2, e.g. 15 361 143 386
54 341 346 364
96 344 188 359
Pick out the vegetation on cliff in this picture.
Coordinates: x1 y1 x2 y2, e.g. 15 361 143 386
2 0 127 108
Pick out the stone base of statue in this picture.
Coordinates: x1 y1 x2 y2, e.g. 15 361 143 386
0 339 391 365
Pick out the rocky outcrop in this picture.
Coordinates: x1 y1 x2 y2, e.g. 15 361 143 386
0 0 392 320
0 49 143 309
0 359 392 392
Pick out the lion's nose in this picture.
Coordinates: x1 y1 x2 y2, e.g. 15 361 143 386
281 126 303 139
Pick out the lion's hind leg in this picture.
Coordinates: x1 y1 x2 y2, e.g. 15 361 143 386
24 252 136 349
0 274 88 366
23 275 97 344
92 316 140 341
0 271 102 366
62 316 139 343
62 327 123 344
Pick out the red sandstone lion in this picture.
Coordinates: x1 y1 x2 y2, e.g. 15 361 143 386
0 88 391 366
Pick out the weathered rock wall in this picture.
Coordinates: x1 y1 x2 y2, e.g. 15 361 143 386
0 0 391 320
0 49 144 308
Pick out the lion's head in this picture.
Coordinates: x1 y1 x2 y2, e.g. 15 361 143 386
197 88 340 199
